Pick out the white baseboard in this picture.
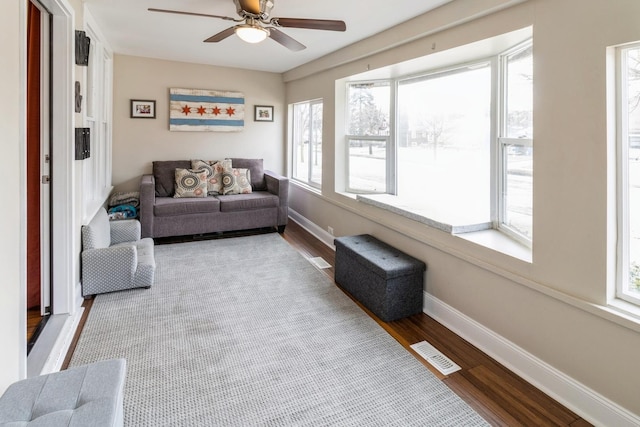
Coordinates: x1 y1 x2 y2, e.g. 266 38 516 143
424 292 640 427
288 209 336 249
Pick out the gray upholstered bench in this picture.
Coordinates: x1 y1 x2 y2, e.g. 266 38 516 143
334 234 426 322
0 359 126 426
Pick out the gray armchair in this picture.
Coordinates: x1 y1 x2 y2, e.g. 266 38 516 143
81 207 155 298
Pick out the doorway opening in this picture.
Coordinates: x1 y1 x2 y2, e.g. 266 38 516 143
27 0 53 354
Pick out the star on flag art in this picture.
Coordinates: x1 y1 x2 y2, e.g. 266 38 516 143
169 88 244 132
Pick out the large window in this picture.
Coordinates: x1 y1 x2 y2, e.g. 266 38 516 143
345 40 533 244
617 42 640 306
292 99 323 188
346 82 390 193
397 64 491 222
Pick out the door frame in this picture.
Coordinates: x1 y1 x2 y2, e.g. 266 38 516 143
37 0 76 315
22 0 79 377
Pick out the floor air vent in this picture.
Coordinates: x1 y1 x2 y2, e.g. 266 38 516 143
308 257 331 269
410 340 461 376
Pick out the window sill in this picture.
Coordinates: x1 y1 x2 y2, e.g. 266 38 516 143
606 298 640 324
356 193 531 263
454 228 532 263
290 179 322 196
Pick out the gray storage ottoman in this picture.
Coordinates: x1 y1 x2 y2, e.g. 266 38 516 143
334 234 426 322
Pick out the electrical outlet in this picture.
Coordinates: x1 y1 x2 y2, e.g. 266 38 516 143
327 226 334 236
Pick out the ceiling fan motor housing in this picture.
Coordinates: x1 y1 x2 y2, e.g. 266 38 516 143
234 0 275 20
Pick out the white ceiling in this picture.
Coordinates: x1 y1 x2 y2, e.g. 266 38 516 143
84 0 454 73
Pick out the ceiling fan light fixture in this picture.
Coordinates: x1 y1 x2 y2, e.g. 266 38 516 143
235 25 269 43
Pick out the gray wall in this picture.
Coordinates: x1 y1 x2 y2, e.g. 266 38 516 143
284 0 640 420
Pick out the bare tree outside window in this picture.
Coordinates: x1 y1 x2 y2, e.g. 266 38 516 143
346 82 390 192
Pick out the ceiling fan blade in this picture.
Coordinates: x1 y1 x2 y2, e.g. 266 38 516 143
271 17 346 32
204 26 237 43
148 8 236 21
236 0 262 15
268 28 306 51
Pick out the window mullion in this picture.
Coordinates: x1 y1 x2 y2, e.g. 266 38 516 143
389 80 397 195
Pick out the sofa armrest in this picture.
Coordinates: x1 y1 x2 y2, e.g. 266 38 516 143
264 170 289 202
264 170 289 229
139 174 155 238
110 219 141 244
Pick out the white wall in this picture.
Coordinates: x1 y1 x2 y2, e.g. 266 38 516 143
284 0 640 423
111 55 286 192
0 0 26 391
1 0 107 391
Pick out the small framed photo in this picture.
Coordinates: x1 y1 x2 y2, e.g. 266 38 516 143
131 99 156 119
254 105 274 122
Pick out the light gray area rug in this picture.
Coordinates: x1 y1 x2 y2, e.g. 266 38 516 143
70 233 489 426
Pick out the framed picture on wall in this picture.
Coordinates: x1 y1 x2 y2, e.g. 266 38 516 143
131 99 156 118
254 105 274 122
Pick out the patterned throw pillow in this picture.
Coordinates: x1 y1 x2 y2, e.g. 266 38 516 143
222 168 252 195
174 168 208 198
191 159 231 195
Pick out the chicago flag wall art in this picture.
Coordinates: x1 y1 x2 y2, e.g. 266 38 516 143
169 88 245 132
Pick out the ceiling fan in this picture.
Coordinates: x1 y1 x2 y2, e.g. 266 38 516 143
149 0 347 52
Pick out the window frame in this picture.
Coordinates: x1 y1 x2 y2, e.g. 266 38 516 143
291 98 323 189
496 41 534 247
345 80 394 194
616 41 640 306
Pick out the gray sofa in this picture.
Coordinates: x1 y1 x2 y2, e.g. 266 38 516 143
139 158 288 239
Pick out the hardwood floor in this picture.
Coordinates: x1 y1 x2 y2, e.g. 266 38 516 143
281 221 591 427
63 221 592 426
27 307 48 354
27 307 41 340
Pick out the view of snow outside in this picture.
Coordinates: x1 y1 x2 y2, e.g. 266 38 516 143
346 59 532 234
397 65 491 224
502 44 533 239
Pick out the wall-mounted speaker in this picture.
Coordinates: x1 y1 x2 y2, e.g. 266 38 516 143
75 127 90 160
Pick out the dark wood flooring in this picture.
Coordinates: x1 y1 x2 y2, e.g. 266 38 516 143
281 221 591 427
27 307 41 341
63 221 592 426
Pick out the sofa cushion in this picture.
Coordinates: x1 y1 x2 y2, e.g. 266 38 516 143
154 197 220 217
153 160 191 197
217 192 279 212
222 168 252 195
174 168 208 198
228 158 266 190
191 159 231 195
